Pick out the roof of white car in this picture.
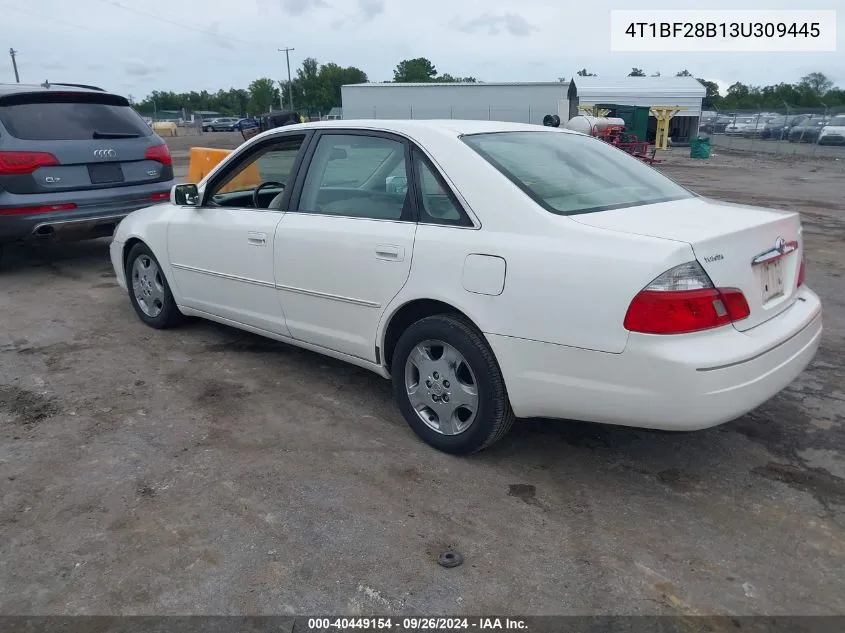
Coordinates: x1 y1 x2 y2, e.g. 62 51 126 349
286 119 571 136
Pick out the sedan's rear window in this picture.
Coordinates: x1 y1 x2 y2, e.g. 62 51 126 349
0 94 152 141
462 131 693 215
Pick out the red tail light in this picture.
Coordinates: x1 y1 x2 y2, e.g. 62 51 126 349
796 254 806 287
150 191 170 201
0 203 77 217
0 151 59 175
144 144 172 165
624 261 750 335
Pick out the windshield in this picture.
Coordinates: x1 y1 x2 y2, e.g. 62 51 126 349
827 116 845 126
462 131 693 216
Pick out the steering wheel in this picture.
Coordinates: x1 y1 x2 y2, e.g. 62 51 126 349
252 181 285 209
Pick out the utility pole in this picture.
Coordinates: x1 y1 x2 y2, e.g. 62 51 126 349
278 47 294 111
9 48 20 83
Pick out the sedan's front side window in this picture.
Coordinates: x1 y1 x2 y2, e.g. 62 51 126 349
207 135 305 207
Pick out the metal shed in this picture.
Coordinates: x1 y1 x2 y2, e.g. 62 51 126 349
567 77 705 118
568 76 706 143
340 82 569 125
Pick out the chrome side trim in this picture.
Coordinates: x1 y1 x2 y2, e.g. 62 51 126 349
274 282 381 308
170 263 381 308
170 263 276 289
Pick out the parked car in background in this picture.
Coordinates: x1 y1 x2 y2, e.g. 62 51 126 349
740 113 779 138
699 114 735 135
760 115 806 140
817 115 845 145
205 117 241 132
232 118 258 131
724 117 759 136
0 82 174 261
788 117 829 143
109 119 820 454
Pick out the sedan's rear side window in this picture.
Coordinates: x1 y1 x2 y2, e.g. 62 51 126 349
462 131 693 216
0 94 152 140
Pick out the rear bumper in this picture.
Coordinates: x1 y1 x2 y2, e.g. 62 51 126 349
0 183 173 242
818 135 845 145
488 287 822 431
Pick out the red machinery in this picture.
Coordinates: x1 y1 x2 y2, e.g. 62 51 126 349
550 114 661 164
595 125 661 165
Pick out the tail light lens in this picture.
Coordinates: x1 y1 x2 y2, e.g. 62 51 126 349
0 203 77 216
150 191 170 201
796 254 806 287
0 151 59 175
624 261 750 335
144 144 172 165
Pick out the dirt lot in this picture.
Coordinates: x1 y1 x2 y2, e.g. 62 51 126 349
1 131 844 616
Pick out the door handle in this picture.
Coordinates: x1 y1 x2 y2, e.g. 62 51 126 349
247 231 267 246
375 244 404 261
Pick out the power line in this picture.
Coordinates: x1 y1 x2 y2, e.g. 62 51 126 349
94 0 270 49
0 3 265 70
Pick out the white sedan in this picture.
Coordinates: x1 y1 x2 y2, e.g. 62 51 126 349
110 119 822 454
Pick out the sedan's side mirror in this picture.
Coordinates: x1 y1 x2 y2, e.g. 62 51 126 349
171 183 200 206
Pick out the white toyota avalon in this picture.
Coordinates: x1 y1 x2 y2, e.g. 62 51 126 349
109 120 822 454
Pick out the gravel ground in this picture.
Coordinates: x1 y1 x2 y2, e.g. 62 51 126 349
1 131 844 616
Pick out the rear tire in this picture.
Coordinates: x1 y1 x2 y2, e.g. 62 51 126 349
125 242 185 329
391 314 515 454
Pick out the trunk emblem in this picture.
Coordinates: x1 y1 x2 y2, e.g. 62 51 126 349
93 149 117 159
751 236 798 265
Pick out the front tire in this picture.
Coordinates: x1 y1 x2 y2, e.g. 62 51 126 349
125 242 184 329
391 314 515 454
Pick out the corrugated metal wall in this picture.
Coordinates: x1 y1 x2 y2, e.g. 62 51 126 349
577 91 702 118
340 84 569 124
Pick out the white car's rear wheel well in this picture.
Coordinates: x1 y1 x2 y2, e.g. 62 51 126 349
382 299 482 373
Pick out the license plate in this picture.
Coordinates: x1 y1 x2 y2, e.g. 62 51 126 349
761 258 785 303
88 163 124 185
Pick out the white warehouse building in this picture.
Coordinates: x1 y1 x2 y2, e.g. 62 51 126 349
340 76 706 142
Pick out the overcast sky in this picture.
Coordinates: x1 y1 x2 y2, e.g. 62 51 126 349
2 0 842 100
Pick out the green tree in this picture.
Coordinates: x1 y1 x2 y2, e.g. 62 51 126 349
319 62 368 111
676 69 693 77
800 72 833 98
628 68 645 77
576 68 596 77
696 78 721 109
393 57 438 82
434 73 477 83
248 77 280 113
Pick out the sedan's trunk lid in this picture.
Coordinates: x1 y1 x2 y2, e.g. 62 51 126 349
569 197 803 332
